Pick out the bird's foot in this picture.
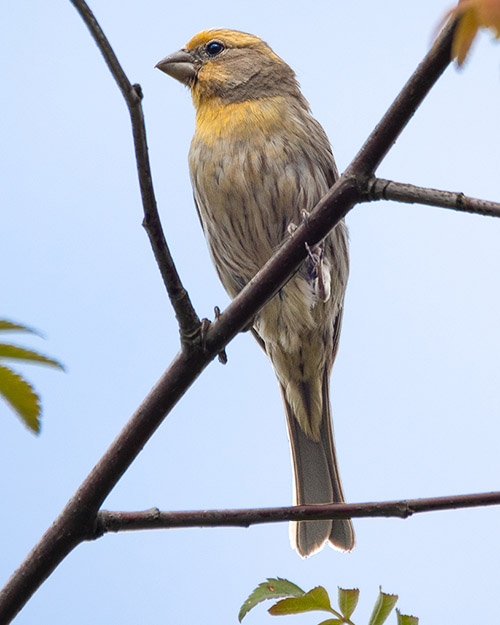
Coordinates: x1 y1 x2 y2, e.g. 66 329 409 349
200 307 228 364
305 242 329 302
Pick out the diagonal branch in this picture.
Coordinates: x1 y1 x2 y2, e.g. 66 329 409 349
0 14 458 625
366 178 500 218
347 20 456 177
94 491 500 533
69 0 201 341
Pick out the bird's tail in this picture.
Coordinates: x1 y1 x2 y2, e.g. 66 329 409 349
280 370 355 557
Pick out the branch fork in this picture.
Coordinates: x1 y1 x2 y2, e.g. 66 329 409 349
2 8 500 624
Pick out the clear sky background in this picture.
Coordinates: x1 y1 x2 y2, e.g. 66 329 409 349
2 1 500 623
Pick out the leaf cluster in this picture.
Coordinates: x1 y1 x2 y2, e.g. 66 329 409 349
0 320 63 433
239 579 417 625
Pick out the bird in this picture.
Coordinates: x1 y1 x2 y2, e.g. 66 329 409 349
156 29 354 557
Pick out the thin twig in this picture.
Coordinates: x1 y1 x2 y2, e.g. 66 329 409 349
367 178 500 218
69 0 201 341
96 491 500 533
347 20 457 177
0 15 457 625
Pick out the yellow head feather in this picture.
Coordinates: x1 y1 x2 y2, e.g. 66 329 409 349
185 29 282 63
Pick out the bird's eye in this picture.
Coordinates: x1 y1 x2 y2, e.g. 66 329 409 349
205 40 225 57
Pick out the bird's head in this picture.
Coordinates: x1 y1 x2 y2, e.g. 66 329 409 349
156 29 303 107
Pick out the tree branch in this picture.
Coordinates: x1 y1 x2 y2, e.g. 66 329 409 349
69 0 201 341
0 13 458 625
367 178 500 218
347 20 456 177
95 491 500 533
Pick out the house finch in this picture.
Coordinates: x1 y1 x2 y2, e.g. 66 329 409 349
156 30 354 556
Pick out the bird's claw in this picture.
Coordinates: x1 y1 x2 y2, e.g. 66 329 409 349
300 209 310 225
305 242 328 302
288 210 310 237
203 307 228 364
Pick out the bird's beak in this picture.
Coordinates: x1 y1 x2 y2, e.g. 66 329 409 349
155 49 196 85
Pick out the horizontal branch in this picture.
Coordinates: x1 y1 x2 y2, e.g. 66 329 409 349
368 178 500 218
0 16 458 625
95 491 500 533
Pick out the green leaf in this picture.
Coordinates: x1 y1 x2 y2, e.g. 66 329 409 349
0 364 41 433
318 620 343 625
269 586 333 616
368 589 398 625
0 319 40 335
0 344 64 370
338 588 360 619
396 609 418 625
238 578 305 622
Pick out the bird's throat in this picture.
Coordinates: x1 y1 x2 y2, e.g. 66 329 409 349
193 95 287 145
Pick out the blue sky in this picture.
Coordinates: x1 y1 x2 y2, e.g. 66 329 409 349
1 1 500 623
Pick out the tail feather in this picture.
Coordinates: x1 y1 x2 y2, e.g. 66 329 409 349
280 371 354 557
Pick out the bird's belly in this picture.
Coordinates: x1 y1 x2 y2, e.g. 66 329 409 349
189 135 326 297
189 133 348 353
190 144 299 297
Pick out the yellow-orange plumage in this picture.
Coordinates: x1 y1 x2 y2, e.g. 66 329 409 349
157 29 354 556
193 97 285 144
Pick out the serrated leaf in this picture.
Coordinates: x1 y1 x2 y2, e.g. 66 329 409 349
452 4 479 65
0 319 40 335
368 589 398 625
269 586 333 616
0 344 64 370
396 609 418 625
338 588 359 619
238 578 305 622
0 364 41 433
